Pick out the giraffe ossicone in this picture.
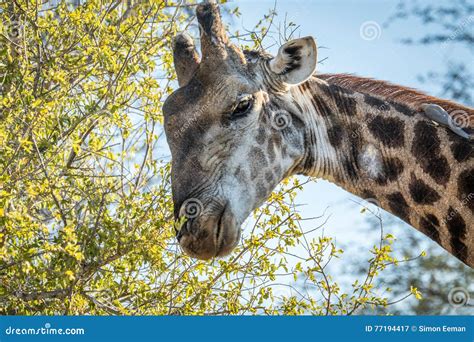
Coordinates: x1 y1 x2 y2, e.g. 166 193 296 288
163 2 474 267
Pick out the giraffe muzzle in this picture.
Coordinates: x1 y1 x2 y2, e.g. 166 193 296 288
177 202 241 260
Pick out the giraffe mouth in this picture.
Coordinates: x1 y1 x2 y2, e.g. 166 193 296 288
215 204 241 258
215 206 225 256
176 200 240 260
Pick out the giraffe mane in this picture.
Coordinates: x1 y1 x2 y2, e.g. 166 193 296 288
317 73 474 124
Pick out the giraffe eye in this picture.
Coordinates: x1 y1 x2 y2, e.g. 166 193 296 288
232 96 253 117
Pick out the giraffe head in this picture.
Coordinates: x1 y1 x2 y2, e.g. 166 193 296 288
163 3 317 260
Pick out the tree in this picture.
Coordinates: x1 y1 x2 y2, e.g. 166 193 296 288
347 214 474 315
0 0 409 315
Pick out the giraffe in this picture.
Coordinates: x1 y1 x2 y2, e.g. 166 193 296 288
163 3 474 266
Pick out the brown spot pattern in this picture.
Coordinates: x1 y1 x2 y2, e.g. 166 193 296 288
419 214 441 244
376 157 404 185
412 121 450 185
446 207 468 263
386 192 410 223
367 116 405 148
409 174 441 204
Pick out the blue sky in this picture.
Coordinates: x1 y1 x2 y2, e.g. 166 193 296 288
231 0 469 90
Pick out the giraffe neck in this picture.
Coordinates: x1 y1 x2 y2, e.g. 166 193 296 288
289 74 473 267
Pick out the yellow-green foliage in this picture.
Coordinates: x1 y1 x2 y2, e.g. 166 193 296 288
0 0 414 315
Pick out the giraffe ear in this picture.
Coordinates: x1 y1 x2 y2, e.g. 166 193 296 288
269 36 317 85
